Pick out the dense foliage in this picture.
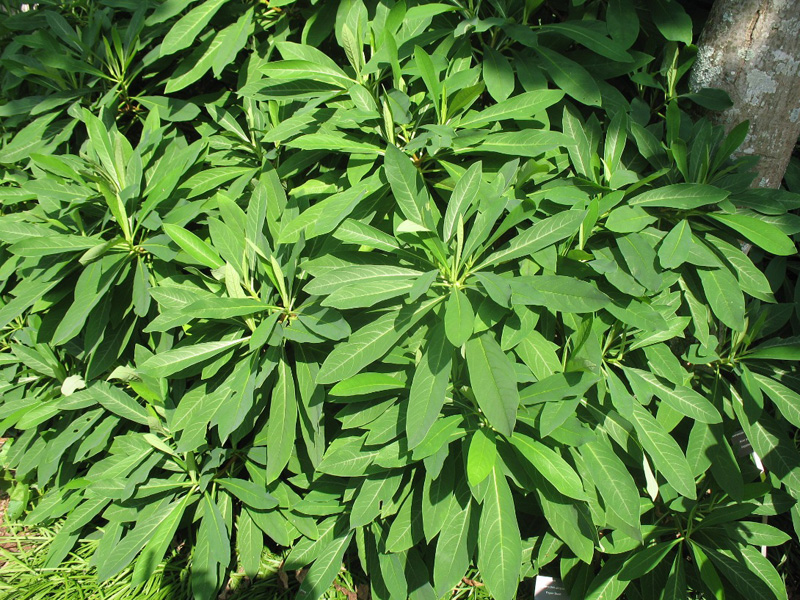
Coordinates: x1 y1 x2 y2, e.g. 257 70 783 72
2 1 800 599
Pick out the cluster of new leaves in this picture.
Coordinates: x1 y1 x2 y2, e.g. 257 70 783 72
2 1 800 599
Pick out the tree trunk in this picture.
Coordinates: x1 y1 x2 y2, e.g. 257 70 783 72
689 0 800 188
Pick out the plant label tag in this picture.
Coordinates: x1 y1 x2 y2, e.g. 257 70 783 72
731 429 751 456
534 575 570 599
731 429 765 473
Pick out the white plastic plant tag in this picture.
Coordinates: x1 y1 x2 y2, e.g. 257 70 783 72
534 575 570 600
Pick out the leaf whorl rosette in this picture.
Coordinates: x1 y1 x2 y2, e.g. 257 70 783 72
0 1 798 599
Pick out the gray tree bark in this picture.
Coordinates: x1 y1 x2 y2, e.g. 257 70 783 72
689 0 800 188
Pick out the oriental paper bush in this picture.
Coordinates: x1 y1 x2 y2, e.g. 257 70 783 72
1 1 800 599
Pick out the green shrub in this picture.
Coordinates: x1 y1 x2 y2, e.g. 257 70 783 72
1 1 800 599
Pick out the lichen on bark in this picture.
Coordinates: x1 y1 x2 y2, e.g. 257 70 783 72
690 0 800 188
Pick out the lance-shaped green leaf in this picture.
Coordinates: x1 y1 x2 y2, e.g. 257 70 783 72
0 112 58 163
296 304 352 345
384 143 424 224
483 45 514 102
629 183 729 209
619 540 680 580
456 130 571 157
163 223 224 269
211 8 253 77
752 374 800 428
284 517 337 570
700 544 785 600
604 109 628 172
140 338 247 378
181 167 256 199
322 278 416 310
624 367 721 424
729 545 787 600
605 297 669 333
296 528 353 600
466 333 519 436
689 543 726 600
658 219 692 269
466 428 497 486
261 60 354 88
169 387 221 435
617 233 662 291
652 0 693 44
406 323 453 448
57 496 109 535
478 466 522 600
97 497 185 580
317 298 439 384
0 274 64 331
81 109 116 182
562 105 592 177
515 331 562 380
421 460 456 541
662 552 686 600
330 372 406 397
704 234 774 302
743 337 800 361
534 46 601 106
707 212 796 256
306 265 422 296
236 508 263 580
443 161 481 242
414 45 441 121
541 22 633 61
386 492 423 553
52 254 126 346
473 272 512 308
444 289 474 347
217 478 278 510
285 133 382 154
8 235 102 257
279 172 384 244
697 266 745 331
179 298 275 320
201 492 230 565
350 471 400 529
530 468 595 563
628 402 696 498
511 434 587 500
434 484 475 597
317 436 379 477
721 521 791 547
412 415 467 461
333 219 399 252
78 381 149 425
511 276 611 313
161 0 228 56
480 210 584 268
584 555 629 600
581 438 640 531
605 206 657 233
191 509 219 600
266 356 297 483
275 39 348 69
132 493 196 586
458 90 565 129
